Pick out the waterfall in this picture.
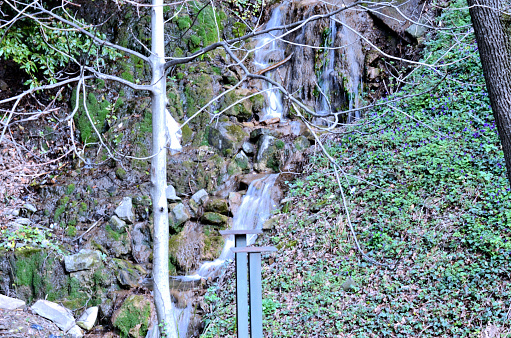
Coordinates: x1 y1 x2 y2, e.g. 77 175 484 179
340 13 363 122
186 174 278 280
254 4 286 121
317 17 338 116
149 174 279 338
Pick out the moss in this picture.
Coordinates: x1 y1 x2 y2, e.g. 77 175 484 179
79 202 87 214
176 15 191 30
95 78 105 89
116 167 127 180
176 72 185 80
113 295 151 338
181 123 193 145
121 71 134 83
72 89 111 143
68 219 77 226
66 184 75 195
67 226 77 237
233 22 247 38
105 225 121 241
275 139 285 149
174 47 184 57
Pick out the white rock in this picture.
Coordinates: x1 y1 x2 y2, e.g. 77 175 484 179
115 197 135 224
76 306 98 330
66 324 84 337
191 189 208 206
0 294 25 310
76 306 98 331
64 250 101 272
30 300 75 332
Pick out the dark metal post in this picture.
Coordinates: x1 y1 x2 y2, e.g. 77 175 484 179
232 246 277 338
234 234 248 338
249 252 262 337
219 230 264 338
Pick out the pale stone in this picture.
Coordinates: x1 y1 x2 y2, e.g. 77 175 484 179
165 185 181 203
0 294 25 310
115 197 134 224
64 250 101 272
30 300 75 332
76 306 98 330
191 189 208 206
108 215 126 232
66 324 84 337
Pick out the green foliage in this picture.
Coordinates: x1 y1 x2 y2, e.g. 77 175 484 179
0 11 119 87
0 225 62 253
201 1 511 336
72 89 111 143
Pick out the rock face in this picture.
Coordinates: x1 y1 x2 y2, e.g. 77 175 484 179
108 216 126 232
205 198 229 215
30 300 75 332
115 197 135 224
64 250 101 272
131 222 152 264
112 295 153 338
0 294 25 310
208 121 248 156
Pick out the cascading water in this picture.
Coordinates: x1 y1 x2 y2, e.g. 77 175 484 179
149 174 279 338
318 17 338 116
188 174 278 279
254 4 287 121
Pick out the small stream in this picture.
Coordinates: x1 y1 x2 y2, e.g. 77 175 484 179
165 174 279 337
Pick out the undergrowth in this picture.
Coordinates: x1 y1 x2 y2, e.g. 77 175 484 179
201 1 511 337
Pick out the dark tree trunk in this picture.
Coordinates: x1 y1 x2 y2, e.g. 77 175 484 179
468 0 511 184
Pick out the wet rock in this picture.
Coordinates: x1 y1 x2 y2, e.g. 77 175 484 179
64 250 101 272
191 189 209 205
30 300 75 332
289 120 307 136
205 198 229 215
165 185 181 203
201 212 229 227
169 224 203 272
115 197 134 224
99 298 114 318
112 295 153 338
0 294 25 310
131 223 151 264
254 135 282 172
234 151 249 170
169 203 190 232
294 135 310 151
406 21 428 39
242 141 255 155
221 88 254 121
228 192 242 216
108 216 126 232
208 121 248 156
113 259 142 288
14 217 31 225
66 325 84 338
23 203 37 213
76 307 98 331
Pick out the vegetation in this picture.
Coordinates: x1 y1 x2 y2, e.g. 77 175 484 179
201 1 511 336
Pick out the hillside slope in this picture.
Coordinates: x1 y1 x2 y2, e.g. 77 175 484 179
200 2 511 337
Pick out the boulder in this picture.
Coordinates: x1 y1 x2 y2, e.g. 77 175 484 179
113 259 142 288
0 294 25 310
254 135 282 172
131 223 151 264
205 198 229 215
228 192 242 216
234 151 249 170
30 300 75 332
294 135 310 151
67 325 84 338
242 141 255 155
208 121 248 156
112 295 153 338
108 216 126 232
221 88 254 120
201 212 229 227
64 250 101 272
76 307 98 330
191 189 208 205
165 185 181 203
115 197 135 224
169 203 190 232
367 0 421 37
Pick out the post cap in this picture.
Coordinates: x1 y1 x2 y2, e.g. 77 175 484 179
219 229 263 236
231 246 277 253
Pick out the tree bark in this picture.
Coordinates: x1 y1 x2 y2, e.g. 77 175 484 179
468 0 511 184
150 0 179 337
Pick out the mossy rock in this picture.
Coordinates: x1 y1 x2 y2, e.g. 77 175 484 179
220 88 253 121
201 212 229 227
208 121 248 157
205 198 229 215
112 295 152 338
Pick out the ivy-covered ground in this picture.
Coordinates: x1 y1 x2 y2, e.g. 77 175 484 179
200 2 511 337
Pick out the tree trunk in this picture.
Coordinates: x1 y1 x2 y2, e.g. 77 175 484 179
468 0 511 184
150 0 179 337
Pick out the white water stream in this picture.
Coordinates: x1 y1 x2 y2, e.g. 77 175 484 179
152 174 278 337
254 4 287 121
318 17 338 116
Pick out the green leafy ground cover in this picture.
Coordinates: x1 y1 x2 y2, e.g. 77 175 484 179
201 2 511 337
